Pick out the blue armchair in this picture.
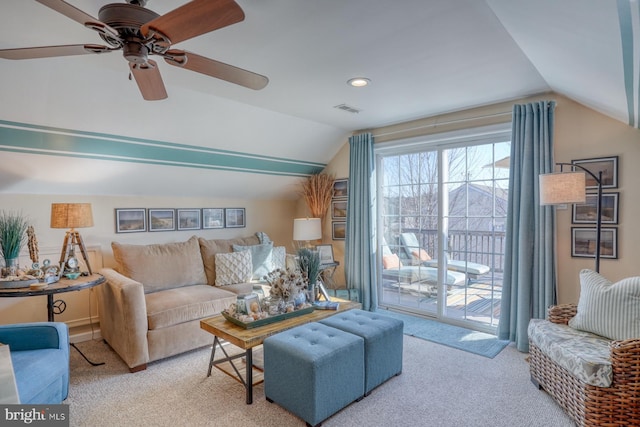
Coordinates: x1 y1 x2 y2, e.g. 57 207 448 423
0 322 69 404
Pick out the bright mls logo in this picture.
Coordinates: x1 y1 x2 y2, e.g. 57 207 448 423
1 405 68 426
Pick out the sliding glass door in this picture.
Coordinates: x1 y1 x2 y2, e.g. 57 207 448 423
377 130 510 332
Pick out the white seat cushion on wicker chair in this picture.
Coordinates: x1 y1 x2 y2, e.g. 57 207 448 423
528 318 612 387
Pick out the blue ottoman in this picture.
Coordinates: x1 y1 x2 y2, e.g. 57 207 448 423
264 322 365 427
320 309 403 394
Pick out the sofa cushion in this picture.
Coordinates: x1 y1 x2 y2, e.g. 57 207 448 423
145 285 237 330
199 235 261 285
112 236 207 294
569 269 640 340
215 251 253 286
528 318 612 387
233 242 273 280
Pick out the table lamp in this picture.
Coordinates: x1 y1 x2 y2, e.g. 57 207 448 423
293 218 321 249
540 163 603 272
50 203 94 275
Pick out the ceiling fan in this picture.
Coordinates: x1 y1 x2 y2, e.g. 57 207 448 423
0 0 268 100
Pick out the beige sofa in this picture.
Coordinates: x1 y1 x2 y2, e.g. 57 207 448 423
97 234 281 372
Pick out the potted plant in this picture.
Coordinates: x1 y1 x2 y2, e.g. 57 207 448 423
0 210 29 276
297 247 321 299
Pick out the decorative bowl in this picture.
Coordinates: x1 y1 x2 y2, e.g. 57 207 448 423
64 272 81 280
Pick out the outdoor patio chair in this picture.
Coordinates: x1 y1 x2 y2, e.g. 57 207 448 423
399 233 490 283
381 241 466 298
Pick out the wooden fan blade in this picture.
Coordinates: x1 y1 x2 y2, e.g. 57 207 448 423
129 60 168 101
36 0 99 25
0 44 112 60
164 50 268 90
141 0 244 45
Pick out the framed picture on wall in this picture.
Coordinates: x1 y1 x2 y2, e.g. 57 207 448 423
331 200 347 219
332 222 346 240
202 208 225 229
333 179 348 199
572 156 618 189
572 193 619 224
225 208 246 228
115 208 146 233
148 209 175 232
571 227 618 259
177 209 201 230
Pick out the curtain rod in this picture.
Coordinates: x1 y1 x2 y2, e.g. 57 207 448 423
370 111 513 138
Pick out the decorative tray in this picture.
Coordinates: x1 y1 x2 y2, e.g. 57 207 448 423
222 306 314 329
0 279 38 289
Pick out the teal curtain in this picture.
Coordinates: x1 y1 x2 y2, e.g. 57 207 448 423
498 101 557 352
345 133 377 311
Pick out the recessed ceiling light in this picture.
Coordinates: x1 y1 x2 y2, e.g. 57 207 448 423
347 77 371 87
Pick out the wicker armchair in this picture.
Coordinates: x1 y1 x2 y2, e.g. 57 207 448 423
529 303 640 426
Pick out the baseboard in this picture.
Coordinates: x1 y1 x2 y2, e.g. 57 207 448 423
69 323 102 343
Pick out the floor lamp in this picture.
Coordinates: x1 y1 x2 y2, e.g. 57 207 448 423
50 203 94 275
539 163 603 272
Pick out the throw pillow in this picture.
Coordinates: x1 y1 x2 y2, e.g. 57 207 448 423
383 254 402 269
412 249 431 261
272 246 286 270
568 269 640 340
112 236 207 293
233 243 273 280
215 251 253 286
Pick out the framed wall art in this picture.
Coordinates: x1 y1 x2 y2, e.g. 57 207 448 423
332 222 346 240
115 208 146 233
571 227 618 259
202 208 225 229
148 209 175 232
331 200 347 219
333 178 348 199
225 208 246 228
572 193 619 224
177 209 201 231
572 156 618 189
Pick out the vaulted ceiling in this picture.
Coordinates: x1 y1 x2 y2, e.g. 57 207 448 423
0 0 636 199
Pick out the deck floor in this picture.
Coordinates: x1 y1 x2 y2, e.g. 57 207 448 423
379 271 503 330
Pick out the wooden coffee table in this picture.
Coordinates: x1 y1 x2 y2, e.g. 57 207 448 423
200 299 361 404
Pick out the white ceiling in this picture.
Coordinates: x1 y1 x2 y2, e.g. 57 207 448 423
0 0 634 199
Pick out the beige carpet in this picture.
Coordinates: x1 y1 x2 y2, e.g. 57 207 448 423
66 336 574 426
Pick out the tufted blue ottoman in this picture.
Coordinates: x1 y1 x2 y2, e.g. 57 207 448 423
264 322 365 427
319 309 403 394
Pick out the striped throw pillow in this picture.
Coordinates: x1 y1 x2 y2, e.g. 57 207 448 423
568 269 640 340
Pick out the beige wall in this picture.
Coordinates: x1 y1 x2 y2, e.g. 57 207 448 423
322 93 640 304
554 97 640 303
0 194 296 329
320 142 350 287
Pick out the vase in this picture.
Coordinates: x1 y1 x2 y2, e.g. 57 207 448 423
306 283 316 303
2 257 18 277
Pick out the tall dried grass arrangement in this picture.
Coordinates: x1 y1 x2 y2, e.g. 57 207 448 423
300 172 335 221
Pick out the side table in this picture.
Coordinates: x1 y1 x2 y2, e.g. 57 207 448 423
319 261 340 289
0 273 105 321
0 273 106 366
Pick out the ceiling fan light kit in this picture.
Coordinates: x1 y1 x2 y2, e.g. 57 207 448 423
0 0 268 100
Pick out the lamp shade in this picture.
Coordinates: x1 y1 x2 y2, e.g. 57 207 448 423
51 203 94 229
293 218 321 241
539 172 586 205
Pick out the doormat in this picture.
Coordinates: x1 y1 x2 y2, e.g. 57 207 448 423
376 309 509 358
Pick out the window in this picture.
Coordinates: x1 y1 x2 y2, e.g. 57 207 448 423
376 124 510 331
